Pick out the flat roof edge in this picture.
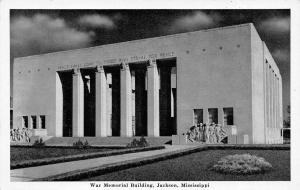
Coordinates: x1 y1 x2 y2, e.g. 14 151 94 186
14 23 252 62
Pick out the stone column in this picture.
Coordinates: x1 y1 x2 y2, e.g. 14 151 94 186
218 108 223 125
266 65 270 130
271 72 273 129
275 75 278 129
106 73 112 136
72 68 84 137
268 66 272 141
120 63 133 137
28 116 33 129
37 116 41 129
277 77 280 142
274 76 276 130
55 72 63 137
277 78 280 129
147 60 160 137
279 77 283 128
269 68 273 129
203 108 209 124
95 66 107 137
264 61 268 143
279 77 283 143
272 71 275 129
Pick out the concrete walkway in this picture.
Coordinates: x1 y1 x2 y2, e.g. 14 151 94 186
11 145 201 181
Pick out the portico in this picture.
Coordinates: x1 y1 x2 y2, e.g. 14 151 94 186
56 58 177 137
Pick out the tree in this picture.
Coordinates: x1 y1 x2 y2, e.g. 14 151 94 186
283 105 290 128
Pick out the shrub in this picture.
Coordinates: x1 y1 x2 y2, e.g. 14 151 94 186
138 136 149 147
32 138 45 147
127 136 150 148
84 139 89 146
73 139 90 148
210 154 272 175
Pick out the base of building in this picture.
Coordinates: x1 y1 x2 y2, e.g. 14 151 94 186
171 134 283 145
11 136 173 146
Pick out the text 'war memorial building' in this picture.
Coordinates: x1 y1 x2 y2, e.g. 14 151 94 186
13 23 283 144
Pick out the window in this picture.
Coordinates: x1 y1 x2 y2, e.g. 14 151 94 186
22 116 28 128
10 110 13 129
208 108 218 124
31 116 37 129
40 115 46 129
193 109 203 125
223 107 234 125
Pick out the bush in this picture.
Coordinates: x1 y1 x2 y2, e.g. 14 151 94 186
210 154 272 175
139 136 149 147
127 136 150 148
32 138 45 147
73 139 90 148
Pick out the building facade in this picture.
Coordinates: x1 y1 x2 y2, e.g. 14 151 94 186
13 23 283 144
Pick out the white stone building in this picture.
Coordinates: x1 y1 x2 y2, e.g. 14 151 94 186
13 23 283 144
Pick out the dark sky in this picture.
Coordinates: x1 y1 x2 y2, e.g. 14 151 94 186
10 9 290 118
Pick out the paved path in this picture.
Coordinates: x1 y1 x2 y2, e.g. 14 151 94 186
11 145 201 181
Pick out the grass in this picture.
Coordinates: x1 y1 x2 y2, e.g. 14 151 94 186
11 146 165 169
82 149 290 181
11 147 114 165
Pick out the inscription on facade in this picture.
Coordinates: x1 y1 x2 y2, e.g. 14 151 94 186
58 62 95 70
57 51 175 70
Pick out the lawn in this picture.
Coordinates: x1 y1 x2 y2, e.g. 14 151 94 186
11 147 114 165
82 149 290 181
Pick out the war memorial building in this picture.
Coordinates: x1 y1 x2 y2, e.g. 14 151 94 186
12 23 283 144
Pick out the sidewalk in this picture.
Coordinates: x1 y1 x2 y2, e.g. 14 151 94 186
11 145 202 181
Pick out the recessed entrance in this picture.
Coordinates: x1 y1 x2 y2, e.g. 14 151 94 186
157 58 177 136
130 63 148 136
81 68 96 136
57 71 73 137
105 66 121 136
56 58 177 137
